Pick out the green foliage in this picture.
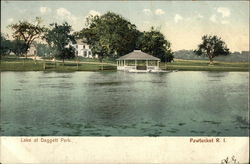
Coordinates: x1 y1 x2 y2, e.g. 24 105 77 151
79 12 140 60
61 45 75 60
137 27 174 62
35 43 48 56
0 33 12 56
44 22 76 61
77 12 174 62
10 39 27 56
1 33 26 57
8 17 45 57
194 35 230 63
34 43 56 57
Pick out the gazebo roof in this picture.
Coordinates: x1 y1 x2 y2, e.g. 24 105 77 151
117 50 160 61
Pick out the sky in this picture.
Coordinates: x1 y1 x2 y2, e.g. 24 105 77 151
1 1 249 52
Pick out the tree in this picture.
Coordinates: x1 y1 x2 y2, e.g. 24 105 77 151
44 22 76 63
1 33 27 58
78 12 140 61
0 33 12 57
34 43 56 57
136 27 174 62
9 17 45 58
194 35 230 64
10 39 27 56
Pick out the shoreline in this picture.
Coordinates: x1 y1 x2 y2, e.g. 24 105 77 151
0 57 249 72
0 69 248 72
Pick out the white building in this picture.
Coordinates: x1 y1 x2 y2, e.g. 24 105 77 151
72 40 98 58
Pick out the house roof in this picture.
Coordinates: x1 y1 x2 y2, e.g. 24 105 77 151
75 38 87 45
117 50 160 61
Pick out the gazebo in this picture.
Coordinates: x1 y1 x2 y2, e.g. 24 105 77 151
116 50 161 72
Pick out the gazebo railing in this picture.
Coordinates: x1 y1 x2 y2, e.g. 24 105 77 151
147 66 159 70
117 66 136 70
117 65 159 71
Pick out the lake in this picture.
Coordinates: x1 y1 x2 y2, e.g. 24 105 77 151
1 71 249 136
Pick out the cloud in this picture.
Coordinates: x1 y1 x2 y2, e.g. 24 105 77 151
143 8 165 16
174 14 183 23
155 9 165 15
217 7 230 17
40 7 51 14
88 10 101 16
143 9 151 15
55 8 83 30
84 10 101 21
209 14 217 23
56 8 77 21
7 18 14 23
56 8 71 17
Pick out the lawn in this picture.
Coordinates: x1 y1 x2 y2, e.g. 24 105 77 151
160 59 249 72
0 56 249 72
0 56 116 71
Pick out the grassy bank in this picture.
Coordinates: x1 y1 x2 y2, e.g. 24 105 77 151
0 56 249 72
160 59 249 72
0 56 116 71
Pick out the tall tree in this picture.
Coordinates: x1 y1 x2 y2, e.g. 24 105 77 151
44 22 76 63
78 12 140 61
194 35 230 64
9 17 45 58
137 27 174 62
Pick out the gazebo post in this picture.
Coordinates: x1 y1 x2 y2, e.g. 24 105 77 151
146 60 148 70
135 60 137 69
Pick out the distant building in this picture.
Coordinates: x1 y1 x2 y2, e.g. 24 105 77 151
72 40 98 58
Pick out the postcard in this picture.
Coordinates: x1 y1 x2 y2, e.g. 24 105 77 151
0 0 249 163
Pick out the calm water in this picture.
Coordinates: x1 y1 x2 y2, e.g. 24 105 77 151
1 71 249 136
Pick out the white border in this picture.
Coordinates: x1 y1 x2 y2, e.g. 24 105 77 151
0 137 249 163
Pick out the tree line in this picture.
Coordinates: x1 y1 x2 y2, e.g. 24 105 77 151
1 12 230 63
174 49 248 62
